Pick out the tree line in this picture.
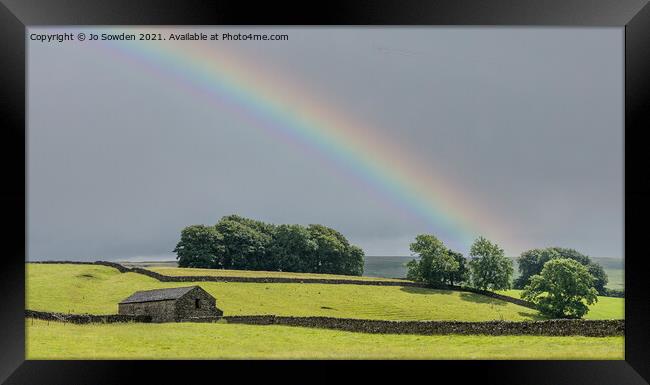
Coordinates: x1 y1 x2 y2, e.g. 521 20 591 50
174 216 612 319
404 233 609 319
174 215 364 276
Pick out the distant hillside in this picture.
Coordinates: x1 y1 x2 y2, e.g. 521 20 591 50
363 256 412 278
590 257 624 270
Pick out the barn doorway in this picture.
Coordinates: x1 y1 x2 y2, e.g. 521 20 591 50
195 299 201 309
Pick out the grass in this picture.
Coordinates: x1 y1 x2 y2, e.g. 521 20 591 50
496 290 624 320
604 268 624 291
26 319 624 360
26 263 624 360
27 264 541 321
146 266 408 282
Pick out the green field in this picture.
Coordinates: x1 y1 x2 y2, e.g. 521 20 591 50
27 264 540 321
26 263 624 360
496 290 624 320
26 319 623 360
147 266 408 282
603 268 624 291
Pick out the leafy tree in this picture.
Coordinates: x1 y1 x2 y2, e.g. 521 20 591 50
586 263 608 295
345 245 365 276
468 236 513 291
174 215 364 275
514 248 561 288
214 218 272 270
514 247 608 295
221 214 276 236
270 224 318 272
553 248 609 294
444 249 469 285
521 258 598 318
406 234 459 287
405 259 422 282
174 225 224 268
307 224 364 275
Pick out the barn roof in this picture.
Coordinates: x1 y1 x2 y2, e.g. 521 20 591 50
119 286 201 304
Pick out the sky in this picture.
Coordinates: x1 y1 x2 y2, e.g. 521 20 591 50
27 27 623 261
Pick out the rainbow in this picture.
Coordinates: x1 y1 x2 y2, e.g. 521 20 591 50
95 28 519 252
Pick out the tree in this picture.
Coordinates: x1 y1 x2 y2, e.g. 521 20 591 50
521 258 598 318
406 234 459 287
514 248 560 288
345 245 365 276
214 218 272 270
270 224 318 272
468 236 513 291
173 225 224 268
173 215 364 275
514 247 608 295
586 263 608 295
221 214 276 236
444 249 469 285
307 224 364 275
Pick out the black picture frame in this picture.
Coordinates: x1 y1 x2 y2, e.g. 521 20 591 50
1 0 648 384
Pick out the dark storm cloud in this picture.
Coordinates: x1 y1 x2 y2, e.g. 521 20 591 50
27 27 623 260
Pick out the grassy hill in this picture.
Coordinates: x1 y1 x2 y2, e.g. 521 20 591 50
25 263 624 359
496 290 623 320
602 268 624 291
27 264 540 321
26 319 623 360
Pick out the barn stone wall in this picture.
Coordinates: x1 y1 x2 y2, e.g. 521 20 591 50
118 288 223 322
119 300 177 322
175 287 224 320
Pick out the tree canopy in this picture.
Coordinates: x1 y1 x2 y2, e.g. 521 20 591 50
174 225 224 268
174 215 364 275
468 236 513 291
405 234 460 287
444 249 469 286
521 258 598 319
514 247 608 295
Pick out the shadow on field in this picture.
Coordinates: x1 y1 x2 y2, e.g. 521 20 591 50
75 274 97 279
458 292 507 306
518 311 546 321
399 286 453 295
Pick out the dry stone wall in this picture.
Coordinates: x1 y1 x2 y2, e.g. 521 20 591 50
25 310 623 336
128 266 421 286
222 315 624 337
119 300 177 322
175 287 224 320
25 309 151 324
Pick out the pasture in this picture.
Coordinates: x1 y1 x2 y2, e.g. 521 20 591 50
603 268 624 291
26 319 624 360
27 264 540 321
26 263 624 360
496 290 624 320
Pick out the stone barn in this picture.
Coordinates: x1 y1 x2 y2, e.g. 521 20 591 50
118 286 223 322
